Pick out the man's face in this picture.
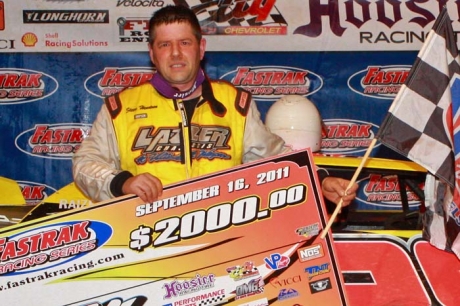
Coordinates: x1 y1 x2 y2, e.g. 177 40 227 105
148 22 206 92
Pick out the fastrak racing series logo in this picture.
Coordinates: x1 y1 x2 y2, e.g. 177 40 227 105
15 123 91 160
355 174 424 209
85 67 155 98
321 119 380 155
0 220 112 275
348 65 411 100
18 181 57 206
220 66 322 101
0 68 58 105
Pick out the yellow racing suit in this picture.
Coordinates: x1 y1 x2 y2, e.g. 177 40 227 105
73 79 288 202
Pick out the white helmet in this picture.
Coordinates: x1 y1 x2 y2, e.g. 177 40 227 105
265 95 322 152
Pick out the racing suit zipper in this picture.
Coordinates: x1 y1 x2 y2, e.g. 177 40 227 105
177 101 192 179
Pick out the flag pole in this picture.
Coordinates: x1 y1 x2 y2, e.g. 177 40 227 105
320 137 378 239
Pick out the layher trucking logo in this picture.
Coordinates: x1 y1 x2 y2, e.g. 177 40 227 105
221 66 322 101
321 119 380 155
0 68 58 105
348 65 411 99
0 220 112 275
84 67 155 98
15 123 91 160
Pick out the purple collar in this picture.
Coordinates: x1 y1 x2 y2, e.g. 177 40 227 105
150 69 205 99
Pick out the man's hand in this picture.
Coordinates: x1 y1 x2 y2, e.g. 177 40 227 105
122 173 163 203
321 177 358 206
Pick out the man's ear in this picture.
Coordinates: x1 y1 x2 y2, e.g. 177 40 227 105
200 38 206 60
148 43 154 63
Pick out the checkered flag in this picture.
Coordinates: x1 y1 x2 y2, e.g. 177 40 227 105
376 6 460 259
198 294 225 306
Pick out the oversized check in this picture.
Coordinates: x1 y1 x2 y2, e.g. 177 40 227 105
0 149 348 305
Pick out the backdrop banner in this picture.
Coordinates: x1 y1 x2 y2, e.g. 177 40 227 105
2 0 444 211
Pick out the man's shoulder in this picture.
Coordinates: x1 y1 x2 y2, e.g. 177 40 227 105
208 79 252 116
104 82 154 118
208 79 251 97
208 79 237 90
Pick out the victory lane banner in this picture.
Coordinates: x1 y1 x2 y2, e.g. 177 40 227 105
0 149 348 306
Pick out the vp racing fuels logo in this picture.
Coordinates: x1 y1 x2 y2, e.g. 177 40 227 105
221 66 322 100
133 124 232 164
0 220 112 275
0 68 58 105
15 123 91 160
85 67 155 98
348 65 411 99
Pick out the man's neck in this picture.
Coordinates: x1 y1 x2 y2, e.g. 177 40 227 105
150 69 206 100
183 86 202 100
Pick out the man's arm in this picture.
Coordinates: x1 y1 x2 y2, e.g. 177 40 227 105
73 104 163 203
242 100 358 207
72 104 122 202
242 102 290 163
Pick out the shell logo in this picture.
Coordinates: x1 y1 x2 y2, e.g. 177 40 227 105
22 32 38 47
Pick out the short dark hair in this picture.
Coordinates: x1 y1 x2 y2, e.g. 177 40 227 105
149 5 202 44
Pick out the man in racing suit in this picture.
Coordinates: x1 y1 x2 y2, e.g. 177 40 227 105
72 5 358 207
